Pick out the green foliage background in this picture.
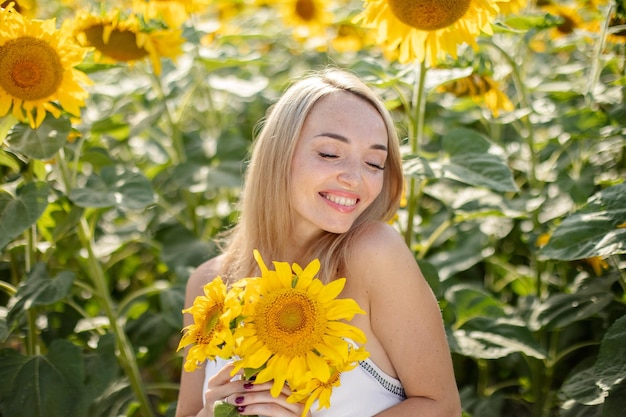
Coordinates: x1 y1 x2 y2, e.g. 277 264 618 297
1 1 625 417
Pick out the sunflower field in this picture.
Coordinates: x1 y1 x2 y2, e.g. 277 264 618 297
0 0 625 416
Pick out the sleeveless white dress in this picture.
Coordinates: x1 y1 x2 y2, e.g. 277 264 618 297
202 356 405 416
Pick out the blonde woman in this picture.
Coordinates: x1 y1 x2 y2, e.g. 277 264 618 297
175 68 461 417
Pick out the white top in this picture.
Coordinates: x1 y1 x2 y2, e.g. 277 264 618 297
202 357 405 416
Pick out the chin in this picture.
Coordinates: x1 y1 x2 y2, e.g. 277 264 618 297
323 223 354 235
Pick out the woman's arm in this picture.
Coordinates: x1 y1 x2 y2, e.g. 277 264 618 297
175 257 223 417
349 222 462 417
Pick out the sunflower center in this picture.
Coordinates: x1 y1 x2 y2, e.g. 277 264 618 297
255 289 325 356
195 304 223 344
0 37 63 100
556 13 576 34
295 0 316 21
387 0 472 31
1 0 23 13
82 24 149 61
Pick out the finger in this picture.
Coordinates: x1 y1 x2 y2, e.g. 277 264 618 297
234 391 303 416
238 401 303 417
209 362 238 385
205 363 244 406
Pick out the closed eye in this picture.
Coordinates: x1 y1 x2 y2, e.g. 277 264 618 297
319 152 338 159
367 162 385 170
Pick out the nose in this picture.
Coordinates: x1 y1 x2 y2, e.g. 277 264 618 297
337 159 361 187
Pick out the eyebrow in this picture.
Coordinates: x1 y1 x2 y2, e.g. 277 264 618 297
315 132 388 152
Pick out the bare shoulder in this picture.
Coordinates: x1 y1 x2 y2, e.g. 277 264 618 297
353 221 407 250
345 221 430 301
348 221 416 273
185 254 225 301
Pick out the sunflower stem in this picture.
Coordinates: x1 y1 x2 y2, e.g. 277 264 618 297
404 59 428 248
77 217 156 417
586 1 613 107
416 217 452 260
478 37 546 297
54 151 155 417
24 223 40 356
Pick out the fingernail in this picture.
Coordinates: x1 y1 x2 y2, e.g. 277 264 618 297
235 396 244 404
243 382 254 389
237 406 246 412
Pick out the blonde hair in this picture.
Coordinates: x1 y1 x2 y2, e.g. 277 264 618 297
220 68 403 282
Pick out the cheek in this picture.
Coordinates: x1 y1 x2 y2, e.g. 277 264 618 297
368 175 385 199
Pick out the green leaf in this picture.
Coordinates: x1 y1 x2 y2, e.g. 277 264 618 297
594 315 626 390
603 379 626 417
0 315 8 343
417 259 441 298
0 148 21 172
3 340 86 417
403 155 435 179
528 291 613 331
0 181 49 250
156 223 215 274
501 13 564 31
214 401 248 417
84 334 119 406
450 317 546 360
428 226 492 280
69 165 156 209
559 402 603 417
424 67 473 91
7 263 75 326
559 108 611 139
159 284 186 329
0 113 19 138
444 285 506 327
560 366 606 406
440 128 518 192
0 348 29 399
5 116 71 160
540 183 626 260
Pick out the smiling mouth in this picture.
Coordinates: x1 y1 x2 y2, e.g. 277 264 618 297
321 193 358 207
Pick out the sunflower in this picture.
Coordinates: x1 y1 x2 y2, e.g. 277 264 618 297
355 0 504 65
177 276 242 372
288 342 369 414
131 0 212 28
439 73 514 116
0 6 92 128
70 9 184 75
539 2 586 37
1 0 37 18
583 256 609 276
277 0 334 39
233 250 367 400
496 0 526 15
330 20 376 53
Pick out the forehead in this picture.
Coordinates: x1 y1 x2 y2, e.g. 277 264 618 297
302 91 388 139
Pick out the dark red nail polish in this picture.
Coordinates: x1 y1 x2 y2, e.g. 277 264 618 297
235 396 244 404
237 406 246 412
243 382 254 389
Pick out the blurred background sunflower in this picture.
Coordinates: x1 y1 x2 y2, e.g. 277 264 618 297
70 9 184 75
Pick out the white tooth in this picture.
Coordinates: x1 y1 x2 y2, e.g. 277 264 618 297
326 195 356 206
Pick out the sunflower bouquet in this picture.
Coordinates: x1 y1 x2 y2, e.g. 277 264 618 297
177 250 369 417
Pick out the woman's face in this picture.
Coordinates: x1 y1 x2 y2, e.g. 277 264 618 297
289 91 388 243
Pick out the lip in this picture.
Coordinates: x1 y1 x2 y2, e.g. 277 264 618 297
319 191 360 213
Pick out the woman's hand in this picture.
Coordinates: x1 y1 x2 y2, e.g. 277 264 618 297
204 363 311 417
